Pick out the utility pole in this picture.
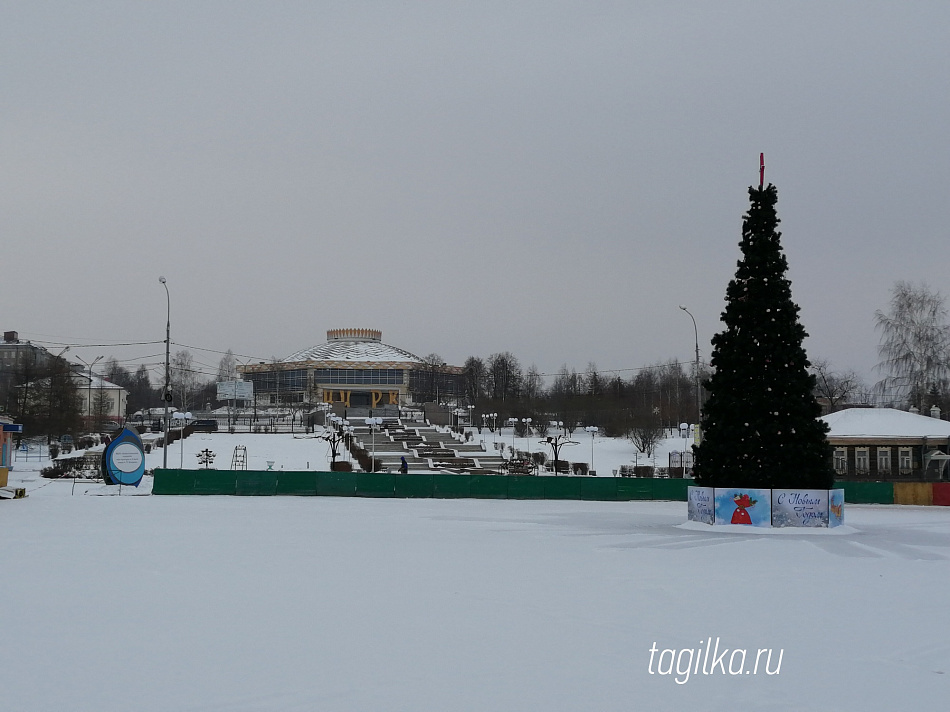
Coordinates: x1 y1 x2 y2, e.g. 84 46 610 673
160 277 172 468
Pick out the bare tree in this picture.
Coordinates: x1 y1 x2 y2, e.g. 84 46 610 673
127 365 153 414
523 365 543 401
217 349 237 382
103 357 131 388
628 424 664 458
170 349 199 412
415 353 446 403
874 282 950 409
487 352 522 402
92 387 112 430
585 362 604 396
548 365 582 433
811 358 862 413
463 356 487 404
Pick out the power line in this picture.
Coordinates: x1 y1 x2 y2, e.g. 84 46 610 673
26 338 166 348
171 342 267 362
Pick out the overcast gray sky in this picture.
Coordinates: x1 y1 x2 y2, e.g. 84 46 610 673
3 1 948 385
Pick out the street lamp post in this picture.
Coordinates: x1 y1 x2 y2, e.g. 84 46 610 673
173 411 190 469
584 426 598 474
160 277 171 468
507 417 518 457
75 354 103 431
366 416 383 472
544 433 579 476
679 305 701 441
522 417 532 455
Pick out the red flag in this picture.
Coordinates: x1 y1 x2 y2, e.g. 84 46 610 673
759 153 765 188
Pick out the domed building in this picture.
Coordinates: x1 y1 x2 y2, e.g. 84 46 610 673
239 329 464 413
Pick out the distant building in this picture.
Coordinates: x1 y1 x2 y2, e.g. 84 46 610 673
239 328 464 414
0 331 56 410
72 370 128 425
822 407 950 481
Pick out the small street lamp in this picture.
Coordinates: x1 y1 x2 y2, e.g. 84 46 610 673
584 425 598 474
507 417 518 457
341 419 353 459
544 433 579 476
366 416 383 472
174 411 192 469
522 417 532 455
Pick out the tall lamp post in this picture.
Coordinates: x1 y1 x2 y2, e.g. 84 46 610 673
679 305 701 442
75 354 103 431
160 277 171 468
507 417 518 457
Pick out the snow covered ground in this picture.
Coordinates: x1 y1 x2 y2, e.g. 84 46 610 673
136 426 692 476
3 437 950 711
31 425 692 477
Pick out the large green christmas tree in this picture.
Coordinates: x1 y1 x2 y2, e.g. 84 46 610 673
693 182 833 489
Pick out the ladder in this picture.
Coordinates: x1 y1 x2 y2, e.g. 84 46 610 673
231 446 248 470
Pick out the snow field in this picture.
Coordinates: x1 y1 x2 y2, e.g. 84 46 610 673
2 476 950 711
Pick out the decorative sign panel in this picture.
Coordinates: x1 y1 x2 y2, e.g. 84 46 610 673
687 486 715 524
771 489 830 527
102 427 145 486
829 489 845 527
713 488 772 527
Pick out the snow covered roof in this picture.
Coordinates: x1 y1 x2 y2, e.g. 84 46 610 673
75 373 125 391
821 408 950 439
282 328 423 366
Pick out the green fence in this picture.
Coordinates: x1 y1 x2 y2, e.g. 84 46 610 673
833 480 894 505
356 472 395 498
152 471 909 504
152 469 695 501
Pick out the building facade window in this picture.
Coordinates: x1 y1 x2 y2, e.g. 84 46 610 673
899 448 913 474
313 368 403 385
855 447 870 474
247 368 309 393
876 447 892 475
833 448 848 475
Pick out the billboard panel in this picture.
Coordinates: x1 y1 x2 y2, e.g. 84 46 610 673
217 380 254 400
713 488 771 527
687 486 715 524
771 489 830 527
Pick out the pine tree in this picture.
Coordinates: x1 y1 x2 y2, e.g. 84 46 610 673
693 183 833 489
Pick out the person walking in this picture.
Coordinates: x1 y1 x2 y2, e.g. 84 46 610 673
399 456 409 474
